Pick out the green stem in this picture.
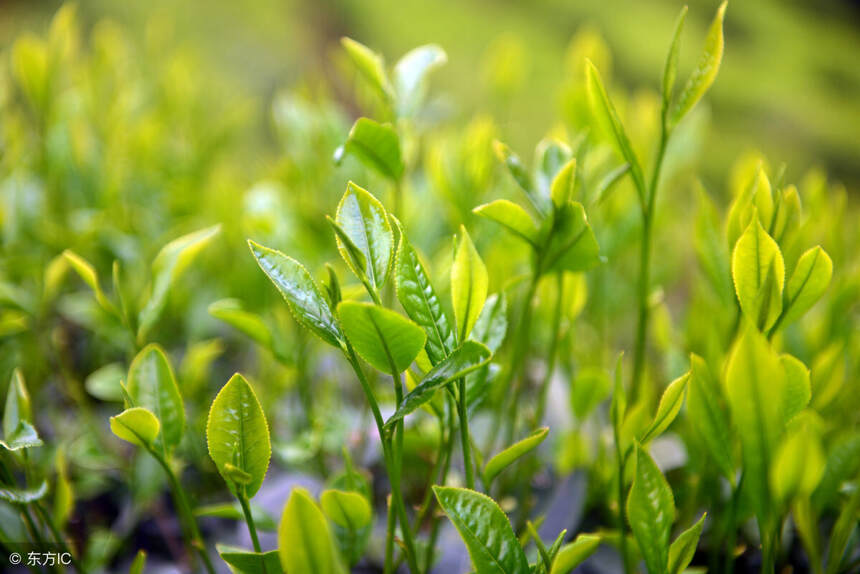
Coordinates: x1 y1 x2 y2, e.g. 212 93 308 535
534 274 564 427
342 344 420 573
631 131 669 400
238 493 266 573
152 452 216 574
457 378 475 490
613 426 632 574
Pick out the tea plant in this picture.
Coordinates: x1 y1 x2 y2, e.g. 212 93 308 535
0 3 858 574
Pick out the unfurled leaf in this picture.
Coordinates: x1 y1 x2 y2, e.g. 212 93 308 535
340 37 393 102
661 6 688 125
725 327 784 520
207 374 271 498
394 231 455 364
778 246 832 328
493 140 544 214
54 447 74 529
571 366 611 420
668 513 706 574
278 488 345 574
0 479 48 504
394 44 446 116
474 199 540 246
208 299 273 348
386 341 491 428
669 1 727 126
127 345 185 453
731 215 785 331
627 445 675 574
335 118 403 181
218 544 283 574
640 372 689 444
62 250 117 316
196 502 277 531
433 486 530 574
550 533 601 574
335 182 395 289
541 202 600 274
770 413 824 504
780 354 811 423
320 489 373 530
451 226 488 342
337 301 426 375
484 427 549 486
249 240 343 347
550 158 577 209
772 184 801 242
687 355 734 480
470 292 508 353
110 407 160 448
0 420 43 451
85 362 125 402
4 369 32 439
584 60 646 201
138 224 221 341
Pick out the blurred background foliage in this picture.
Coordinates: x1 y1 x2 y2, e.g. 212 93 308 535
3 0 858 189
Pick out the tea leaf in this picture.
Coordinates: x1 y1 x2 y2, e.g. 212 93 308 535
127 345 185 453
129 550 146 574
493 140 548 216
640 372 689 444
731 215 785 331
669 1 727 126
394 44 446 116
661 6 688 126
218 544 284 574
725 327 784 521
340 37 393 102
335 118 403 181
207 373 271 498
110 407 160 448
335 182 395 290
138 224 221 342
433 486 530 574
62 250 117 316
626 445 675 574
687 355 734 480
249 240 343 347
451 226 488 342
550 158 577 209
4 369 32 439
0 479 48 504
484 427 549 486
320 489 373 530
667 513 706 574
278 488 345 574
196 502 277 531
394 230 455 364
385 340 491 428
541 201 600 274
337 301 426 375
473 199 540 246
779 246 832 328
0 420 43 451
208 299 273 348
770 416 824 504
584 60 646 202
780 354 811 423
550 533 601 574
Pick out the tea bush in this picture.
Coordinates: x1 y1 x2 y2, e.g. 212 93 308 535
0 3 858 574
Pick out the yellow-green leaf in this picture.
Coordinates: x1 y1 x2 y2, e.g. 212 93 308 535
340 37 393 102
668 513 706 574
626 445 675 574
337 301 426 375
335 118 403 181
779 246 833 328
110 407 160 448
278 488 345 574
731 215 785 331
483 427 549 486
320 489 372 530
640 372 689 444
335 182 395 289
451 226 488 342
550 533 601 574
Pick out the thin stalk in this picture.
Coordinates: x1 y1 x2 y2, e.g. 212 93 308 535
457 377 475 490
631 131 669 400
343 344 420 573
238 493 266 573
534 274 564 426
384 496 395 574
152 452 216 574
613 426 632 574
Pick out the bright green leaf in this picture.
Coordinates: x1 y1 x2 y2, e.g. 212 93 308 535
0 479 48 504
218 544 283 574
110 407 160 448
661 6 688 125
335 182 395 289
626 445 675 574
779 246 833 328
550 158 577 209
640 372 690 444
278 488 345 574
129 550 146 574
394 44 446 116
687 354 734 480
780 354 811 423
731 215 785 331
433 486 530 574
337 301 426 375
451 226 488 342
668 513 706 574
473 199 540 246
320 489 373 530
484 427 549 486
335 118 403 181
541 202 600 274
4 369 32 440
208 299 273 349
340 37 393 102
127 344 185 453
207 374 271 498
249 240 343 347
550 533 601 574
62 250 117 316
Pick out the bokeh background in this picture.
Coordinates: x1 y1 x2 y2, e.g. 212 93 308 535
3 0 859 190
